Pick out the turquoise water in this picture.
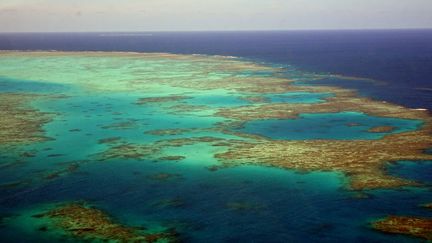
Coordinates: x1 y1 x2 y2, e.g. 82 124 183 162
239 112 423 140
186 91 332 108
186 93 250 107
0 54 431 242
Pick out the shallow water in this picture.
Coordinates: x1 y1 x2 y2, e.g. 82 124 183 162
0 53 431 242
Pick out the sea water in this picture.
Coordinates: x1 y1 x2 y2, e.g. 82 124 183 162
0 31 432 242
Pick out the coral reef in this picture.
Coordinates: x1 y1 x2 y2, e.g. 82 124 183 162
145 128 197 136
100 120 138 130
3 51 432 193
214 127 432 190
147 173 183 181
42 163 80 180
0 93 52 146
239 96 270 103
33 203 179 242
136 95 190 105
158 156 186 161
367 126 396 133
372 216 432 240
98 137 122 144
96 137 232 161
97 143 157 160
216 94 430 121
422 203 432 210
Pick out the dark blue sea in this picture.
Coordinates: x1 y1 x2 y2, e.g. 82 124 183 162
1 30 432 109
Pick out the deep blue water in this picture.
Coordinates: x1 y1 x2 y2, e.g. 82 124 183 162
1 30 432 109
388 161 432 185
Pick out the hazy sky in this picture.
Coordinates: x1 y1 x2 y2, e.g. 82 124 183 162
1 0 432 32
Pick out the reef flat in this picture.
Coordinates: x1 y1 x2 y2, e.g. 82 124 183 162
0 93 52 146
31 203 178 242
96 137 232 161
215 127 432 190
1 51 429 191
372 216 432 240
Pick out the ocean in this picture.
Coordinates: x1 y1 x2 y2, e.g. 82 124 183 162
0 30 432 242
1 30 432 109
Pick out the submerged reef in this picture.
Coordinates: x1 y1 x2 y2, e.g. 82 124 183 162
372 216 432 240
136 95 191 105
97 137 122 144
0 160 85 191
145 128 200 136
2 51 432 242
96 137 232 161
0 93 52 146
211 68 432 190
0 51 304 94
32 203 179 242
1 51 432 193
100 120 138 130
214 128 432 190
367 126 396 133
158 156 186 161
422 203 432 210
147 173 183 182
216 93 430 121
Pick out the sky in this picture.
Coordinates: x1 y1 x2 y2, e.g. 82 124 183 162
1 0 432 32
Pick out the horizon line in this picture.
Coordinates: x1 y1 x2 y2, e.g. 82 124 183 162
1 27 432 34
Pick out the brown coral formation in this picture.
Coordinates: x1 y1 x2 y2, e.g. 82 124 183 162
34 203 178 242
422 203 432 210
147 173 183 181
158 156 186 161
98 137 122 144
216 94 430 121
4 51 430 193
0 93 52 146
145 128 197 136
239 96 270 103
42 163 80 180
97 143 158 160
367 126 396 133
372 216 432 240
96 136 231 161
214 127 432 190
211 75 432 191
136 95 190 104
100 120 138 130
